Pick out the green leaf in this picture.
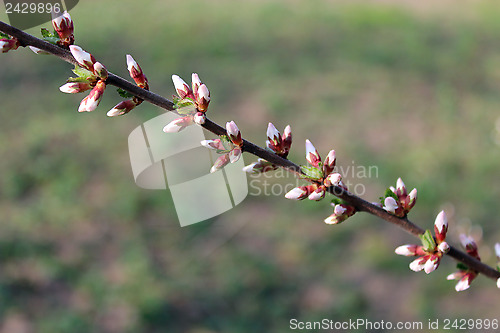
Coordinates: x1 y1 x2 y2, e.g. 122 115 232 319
216 135 233 153
300 165 323 180
331 198 347 206
0 32 9 39
40 28 52 38
117 88 134 99
418 230 436 252
67 77 91 83
72 66 94 79
380 188 398 205
176 104 197 116
40 28 60 45
457 263 469 271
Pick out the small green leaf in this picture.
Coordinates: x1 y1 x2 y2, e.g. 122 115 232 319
379 188 398 205
67 77 91 83
117 88 134 99
217 135 233 153
41 28 52 38
419 230 436 252
0 32 10 39
457 263 469 271
300 165 323 180
72 66 94 79
331 198 347 206
40 28 60 44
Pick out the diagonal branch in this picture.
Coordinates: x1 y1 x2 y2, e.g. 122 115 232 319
1 20 498 282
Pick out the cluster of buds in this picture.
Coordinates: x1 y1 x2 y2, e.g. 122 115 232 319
107 55 148 117
51 10 74 46
395 211 450 274
0 35 20 53
283 140 355 224
243 123 292 174
382 178 417 217
59 45 108 112
201 121 243 173
446 234 481 292
324 199 356 225
285 140 345 201
163 74 210 132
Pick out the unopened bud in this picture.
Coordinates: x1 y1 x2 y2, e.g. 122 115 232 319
305 139 321 167
163 116 194 133
69 45 96 71
107 99 137 117
59 81 92 94
78 80 106 112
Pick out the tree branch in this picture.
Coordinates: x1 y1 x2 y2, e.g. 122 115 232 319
1 20 498 282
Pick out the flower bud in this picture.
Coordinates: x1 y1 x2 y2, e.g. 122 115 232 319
0 38 19 53
69 45 96 71
323 150 336 175
51 10 74 41
459 234 480 259
172 74 192 99
191 73 202 92
93 62 108 80
438 241 450 254
201 139 223 150
242 159 277 174
424 254 441 274
495 243 500 261
59 81 92 94
396 177 407 197
434 210 448 244
383 197 398 214
229 147 242 163
305 139 321 167
193 112 206 125
285 186 311 200
163 116 194 133
409 255 428 272
210 154 230 173
107 99 137 117
266 122 281 151
497 278 500 289
282 125 292 155
78 80 105 112
196 84 210 112
308 186 326 201
126 54 148 89
395 244 421 256
226 121 242 146
324 172 342 187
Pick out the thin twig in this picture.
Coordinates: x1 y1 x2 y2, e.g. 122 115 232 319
1 20 498 281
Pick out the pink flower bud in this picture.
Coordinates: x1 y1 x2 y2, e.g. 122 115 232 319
454 274 473 292
69 45 96 71
308 186 325 201
383 197 398 214
126 54 148 89
200 139 224 150
93 62 108 80
395 244 421 256
495 243 500 261
172 74 192 99
242 159 277 174
78 80 106 112
52 10 74 41
497 278 500 289
266 122 281 151
229 147 242 163
210 154 230 173
323 150 336 175
424 254 441 274
226 121 242 146
285 186 310 200
405 188 417 210
191 73 202 91
107 99 137 117
196 84 210 112
409 255 429 272
434 210 448 244
305 139 321 167
59 81 92 94
334 204 346 216
438 241 450 254
324 172 342 187
242 162 259 174
163 116 194 133
0 38 19 53
193 112 206 125
459 234 480 259
282 125 292 155
396 177 407 197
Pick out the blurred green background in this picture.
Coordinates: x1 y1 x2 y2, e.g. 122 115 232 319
1 0 500 332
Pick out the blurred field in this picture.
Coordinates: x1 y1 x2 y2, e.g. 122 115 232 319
1 0 500 332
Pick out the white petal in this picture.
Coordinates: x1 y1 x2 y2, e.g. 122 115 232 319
434 210 447 234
